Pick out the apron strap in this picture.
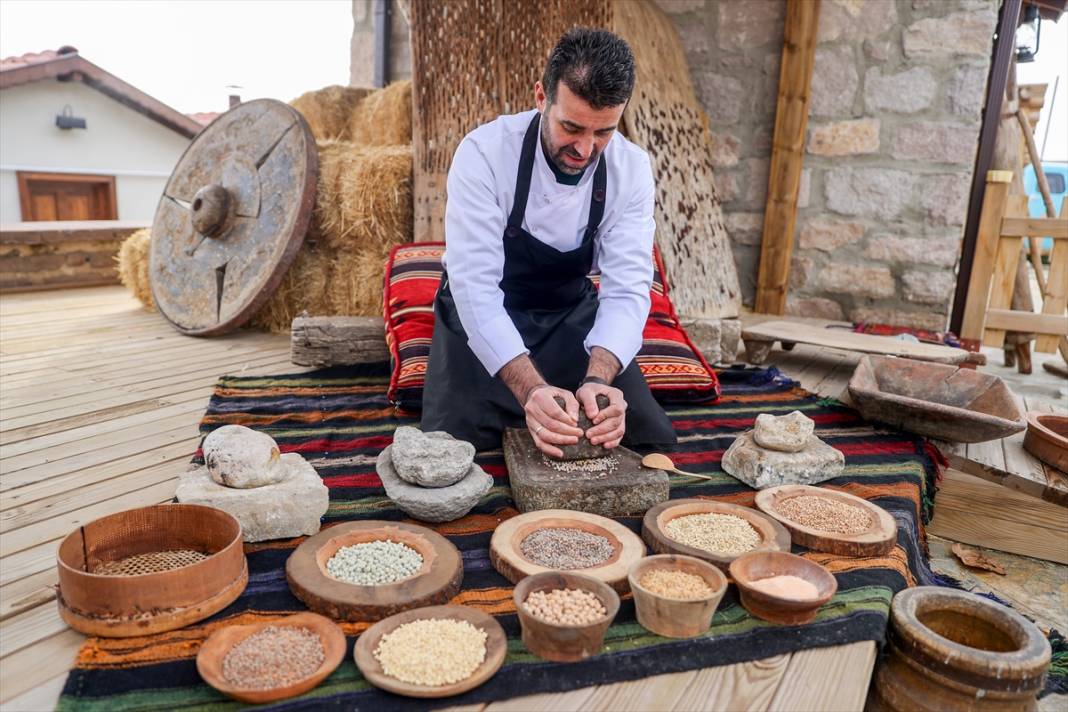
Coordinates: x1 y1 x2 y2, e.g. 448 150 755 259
586 155 607 236
506 113 541 236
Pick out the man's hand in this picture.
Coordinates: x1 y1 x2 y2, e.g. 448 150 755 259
525 386 583 458
576 382 626 449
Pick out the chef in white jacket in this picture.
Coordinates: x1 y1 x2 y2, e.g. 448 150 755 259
421 27 677 457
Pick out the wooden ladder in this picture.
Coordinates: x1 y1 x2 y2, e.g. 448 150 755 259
960 170 1068 357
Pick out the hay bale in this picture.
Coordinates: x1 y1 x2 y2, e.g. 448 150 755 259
248 241 333 333
326 244 396 318
290 85 371 141
313 141 413 253
116 228 155 311
349 80 412 146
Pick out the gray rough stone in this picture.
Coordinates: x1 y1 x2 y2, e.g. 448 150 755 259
695 72 744 125
391 426 475 488
720 318 743 363
921 173 971 227
377 446 492 523
799 218 866 252
903 269 957 304
202 424 286 489
556 394 611 461
679 316 722 364
903 11 996 59
825 167 917 220
754 410 815 452
785 296 845 321
722 430 845 490
947 64 988 118
891 122 978 163
819 263 896 299
851 306 949 331
865 234 961 268
864 66 937 113
818 0 898 42
717 0 783 50
176 454 328 542
726 212 764 246
810 46 859 117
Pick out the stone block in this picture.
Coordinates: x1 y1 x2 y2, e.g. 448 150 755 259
921 173 971 227
785 296 845 321
799 219 866 252
851 306 949 331
754 411 815 452
726 212 764 246
679 316 722 364
789 255 816 290
819 264 895 299
721 430 845 490
377 445 493 523
810 46 859 117
826 168 917 220
710 132 741 168
720 318 742 363
717 0 784 50
391 426 475 487
657 0 706 14
176 454 328 542
864 67 937 113
202 424 285 489
903 269 957 304
808 119 880 156
745 158 770 206
818 0 898 42
798 168 812 209
947 64 988 118
903 11 996 59
865 235 960 267
695 72 744 125
892 122 978 163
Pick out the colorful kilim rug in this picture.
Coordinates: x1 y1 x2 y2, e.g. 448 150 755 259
59 364 951 711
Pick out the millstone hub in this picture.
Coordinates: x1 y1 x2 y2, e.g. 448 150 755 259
149 99 318 336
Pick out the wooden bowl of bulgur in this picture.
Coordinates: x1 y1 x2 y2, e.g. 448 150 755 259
628 554 728 638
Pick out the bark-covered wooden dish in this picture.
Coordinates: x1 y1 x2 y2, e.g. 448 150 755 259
286 520 462 622
353 605 507 698
196 612 345 704
754 485 897 556
641 499 791 574
56 503 247 637
489 509 645 593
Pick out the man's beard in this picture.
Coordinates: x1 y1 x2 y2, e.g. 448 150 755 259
541 112 598 175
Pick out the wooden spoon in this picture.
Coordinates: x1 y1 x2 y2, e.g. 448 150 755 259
641 453 718 481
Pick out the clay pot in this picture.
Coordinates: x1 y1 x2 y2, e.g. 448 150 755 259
628 555 727 638
869 587 1051 712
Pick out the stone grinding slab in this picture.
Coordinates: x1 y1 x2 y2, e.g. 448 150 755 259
502 428 669 517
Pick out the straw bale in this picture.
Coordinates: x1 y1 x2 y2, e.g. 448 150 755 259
248 241 333 333
313 141 413 253
116 228 155 311
349 80 413 146
326 244 397 318
290 85 371 141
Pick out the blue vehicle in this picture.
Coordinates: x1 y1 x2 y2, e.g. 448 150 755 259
1023 162 1067 254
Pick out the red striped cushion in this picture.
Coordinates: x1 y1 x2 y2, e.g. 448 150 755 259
383 243 719 411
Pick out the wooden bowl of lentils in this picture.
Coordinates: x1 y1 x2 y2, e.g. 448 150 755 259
628 554 728 638
513 571 620 662
196 612 346 704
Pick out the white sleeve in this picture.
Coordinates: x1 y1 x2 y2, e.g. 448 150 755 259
443 137 528 377
584 153 655 367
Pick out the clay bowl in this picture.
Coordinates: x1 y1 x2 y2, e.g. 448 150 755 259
353 605 507 698
628 555 728 638
642 499 791 574
513 571 621 662
56 503 247 637
848 355 1025 443
286 520 463 622
1023 412 1068 472
729 551 837 625
197 612 345 704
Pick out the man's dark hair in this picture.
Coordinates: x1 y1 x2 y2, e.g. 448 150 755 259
541 28 635 110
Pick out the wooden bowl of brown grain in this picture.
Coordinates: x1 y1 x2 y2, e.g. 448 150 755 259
729 551 837 626
513 571 620 662
628 555 728 638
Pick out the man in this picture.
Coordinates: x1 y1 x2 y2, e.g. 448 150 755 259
421 27 677 458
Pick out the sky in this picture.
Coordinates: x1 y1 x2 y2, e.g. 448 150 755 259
0 0 354 114
1017 17 1068 163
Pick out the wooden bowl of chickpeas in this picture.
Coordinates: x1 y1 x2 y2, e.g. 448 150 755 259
513 571 620 662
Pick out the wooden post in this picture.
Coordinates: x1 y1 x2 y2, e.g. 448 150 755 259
754 0 820 315
1036 201 1068 354
959 171 1013 345
1015 107 1050 294
983 194 1029 348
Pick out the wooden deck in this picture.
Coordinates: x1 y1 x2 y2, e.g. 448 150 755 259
7 286 1055 711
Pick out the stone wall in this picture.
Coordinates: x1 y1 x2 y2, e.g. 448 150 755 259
663 0 997 329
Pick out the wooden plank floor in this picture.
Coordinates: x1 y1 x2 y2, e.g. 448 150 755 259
1 287 933 711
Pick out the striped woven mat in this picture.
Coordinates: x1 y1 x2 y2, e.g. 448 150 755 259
58 364 948 711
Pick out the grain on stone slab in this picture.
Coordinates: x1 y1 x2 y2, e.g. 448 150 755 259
545 454 619 474
520 527 615 569
524 588 607 625
374 618 487 686
326 539 423 585
639 568 715 600
222 625 325 690
664 512 760 555
774 495 873 534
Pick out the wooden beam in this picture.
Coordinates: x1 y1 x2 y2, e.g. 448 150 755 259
982 194 1029 348
999 216 1068 238
754 0 820 315
960 171 1012 343
984 309 1068 335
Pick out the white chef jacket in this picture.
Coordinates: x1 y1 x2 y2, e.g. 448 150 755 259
442 109 655 377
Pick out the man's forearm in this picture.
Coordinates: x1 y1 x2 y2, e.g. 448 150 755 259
498 354 547 405
585 346 622 384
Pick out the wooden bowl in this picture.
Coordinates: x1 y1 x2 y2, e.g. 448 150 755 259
754 485 897 557
513 571 620 662
642 499 791 574
628 555 727 638
729 551 837 625
56 503 247 637
196 612 345 704
490 509 645 593
353 605 506 698
1023 412 1068 472
286 520 463 622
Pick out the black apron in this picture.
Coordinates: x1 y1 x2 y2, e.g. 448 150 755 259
421 113 677 451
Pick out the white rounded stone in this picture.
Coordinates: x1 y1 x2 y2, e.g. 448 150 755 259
202 424 286 488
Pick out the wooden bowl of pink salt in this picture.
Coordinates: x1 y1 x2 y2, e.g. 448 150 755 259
729 551 837 625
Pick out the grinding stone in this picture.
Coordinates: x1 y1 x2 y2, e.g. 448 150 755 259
554 394 611 461
503 428 669 517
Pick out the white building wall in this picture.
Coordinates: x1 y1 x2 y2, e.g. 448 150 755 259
0 80 191 221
